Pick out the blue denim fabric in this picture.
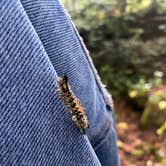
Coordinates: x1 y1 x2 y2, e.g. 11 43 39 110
0 0 120 165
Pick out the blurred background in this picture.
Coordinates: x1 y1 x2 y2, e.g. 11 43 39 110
62 0 166 165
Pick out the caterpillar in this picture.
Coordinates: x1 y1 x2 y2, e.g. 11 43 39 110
56 75 89 134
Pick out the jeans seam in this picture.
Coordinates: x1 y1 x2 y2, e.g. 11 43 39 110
90 111 113 149
63 10 114 110
94 127 112 151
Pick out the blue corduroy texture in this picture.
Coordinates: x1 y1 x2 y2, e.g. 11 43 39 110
0 0 120 165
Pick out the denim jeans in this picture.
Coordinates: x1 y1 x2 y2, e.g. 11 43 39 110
0 0 120 165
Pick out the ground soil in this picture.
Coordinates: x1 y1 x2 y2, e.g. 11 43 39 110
115 100 166 166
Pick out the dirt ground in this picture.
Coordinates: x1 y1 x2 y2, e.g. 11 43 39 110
115 101 166 166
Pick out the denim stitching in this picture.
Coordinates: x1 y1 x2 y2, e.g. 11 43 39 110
65 12 114 110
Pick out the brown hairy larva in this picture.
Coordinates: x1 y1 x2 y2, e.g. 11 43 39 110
56 75 89 134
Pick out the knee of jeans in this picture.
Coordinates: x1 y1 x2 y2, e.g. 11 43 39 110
86 92 116 148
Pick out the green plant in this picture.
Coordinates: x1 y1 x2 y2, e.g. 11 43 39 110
69 1 166 98
128 71 164 108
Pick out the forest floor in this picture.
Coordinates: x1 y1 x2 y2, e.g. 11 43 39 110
115 101 166 166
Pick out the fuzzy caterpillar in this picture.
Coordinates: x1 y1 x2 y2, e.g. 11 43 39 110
56 75 89 134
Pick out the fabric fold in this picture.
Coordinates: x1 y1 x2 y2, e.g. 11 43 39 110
0 0 102 165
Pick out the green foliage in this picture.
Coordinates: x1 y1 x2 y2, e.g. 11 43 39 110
128 71 163 108
95 38 165 97
63 0 166 14
128 71 166 130
140 88 166 129
69 1 166 98
157 121 166 135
